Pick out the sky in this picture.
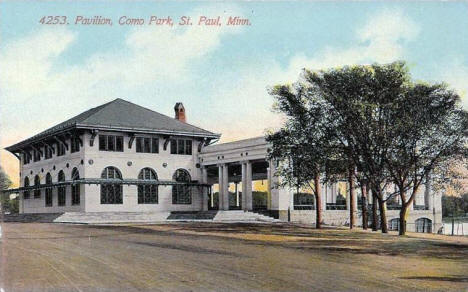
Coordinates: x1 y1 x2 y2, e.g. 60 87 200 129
1 1 468 186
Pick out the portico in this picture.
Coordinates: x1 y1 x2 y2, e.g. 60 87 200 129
199 137 287 213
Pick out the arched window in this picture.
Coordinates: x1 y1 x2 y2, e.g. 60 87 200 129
388 218 400 231
415 218 432 233
101 167 123 204
58 170 66 206
71 168 80 205
138 168 158 204
172 169 191 204
34 175 41 198
23 177 30 199
45 173 53 207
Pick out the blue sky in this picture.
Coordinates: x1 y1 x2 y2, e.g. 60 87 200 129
1 1 468 183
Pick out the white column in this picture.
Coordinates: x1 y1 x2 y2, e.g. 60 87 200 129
242 161 253 210
235 183 239 207
242 163 247 210
266 167 271 210
201 167 208 211
346 182 350 210
218 164 224 210
321 183 327 211
222 164 229 210
425 171 433 211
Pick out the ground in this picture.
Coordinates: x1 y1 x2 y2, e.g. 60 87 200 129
0 222 467 292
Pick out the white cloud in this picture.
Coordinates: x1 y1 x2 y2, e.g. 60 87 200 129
212 9 421 142
437 59 468 109
0 4 243 139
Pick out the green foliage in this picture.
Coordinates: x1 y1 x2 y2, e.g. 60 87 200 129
442 194 468 217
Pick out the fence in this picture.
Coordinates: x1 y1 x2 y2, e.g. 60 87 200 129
442 217 468 236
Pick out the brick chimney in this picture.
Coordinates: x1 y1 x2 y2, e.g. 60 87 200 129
174 102 186 123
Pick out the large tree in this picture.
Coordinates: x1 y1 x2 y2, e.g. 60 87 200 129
303 62 411 233
267 83 339 228
385 83 468 235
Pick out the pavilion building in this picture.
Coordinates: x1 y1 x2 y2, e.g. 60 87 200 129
4 98 442 233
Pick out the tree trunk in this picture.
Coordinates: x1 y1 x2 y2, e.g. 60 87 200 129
361 183 368 230
348 168 356 229
378 197 388 233
314 174 322 229
372 191 378 231
399 205 408 235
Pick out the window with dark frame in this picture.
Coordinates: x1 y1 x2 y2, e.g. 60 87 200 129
57 143 66 156
172 169 192 204
170 139 192 155
136 137 159 154
100 167 123 204
58 171 66 206
44 146 53 159
33 149 41 162
138 168 158 204
71 168 80 205
99 135 124 152
71 137 81 153
23 152 31 165
45 173 53 207
34 175 41 198
23 177 30 199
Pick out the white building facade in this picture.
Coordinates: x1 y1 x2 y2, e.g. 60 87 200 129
5 98 442 233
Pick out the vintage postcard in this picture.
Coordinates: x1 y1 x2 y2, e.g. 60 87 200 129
0 1 467 291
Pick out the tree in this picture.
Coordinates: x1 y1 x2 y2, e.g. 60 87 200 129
267 83 338 229
0 167 13 216
303 63 412 233
385 82 468 235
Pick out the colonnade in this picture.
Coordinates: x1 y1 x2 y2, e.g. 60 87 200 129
201 161 254 211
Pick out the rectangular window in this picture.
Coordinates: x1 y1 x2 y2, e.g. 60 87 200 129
136 137 143 152
170 139 177 154
34 189 41 199
57 143 66 156
185 140 192 155
99 135 107 151
23 152 31 165
177 139 185 154
44 146 53 159
116 136 123 152
58 187 66 206
33 149 41 162
144 138 151 153
99 135 124 152
136 137 159 154
71 137 80 153
170 139 193 156
151 138 159 153
45 188 53 207
107 135 115 151
72 185 80 205
24 191 30 199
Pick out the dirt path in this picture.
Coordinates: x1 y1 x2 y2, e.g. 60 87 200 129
0 222 467 291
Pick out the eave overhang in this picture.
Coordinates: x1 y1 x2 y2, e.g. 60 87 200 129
5 123 221 154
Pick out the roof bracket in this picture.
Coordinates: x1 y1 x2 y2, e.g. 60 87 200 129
163 135 171 151
128 133 135 149
30 144 43 157
41 141 55 154
89 130 99 147
20 149 32 159
54 136 69 151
